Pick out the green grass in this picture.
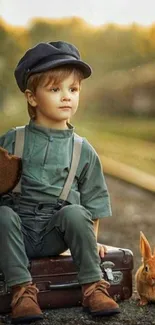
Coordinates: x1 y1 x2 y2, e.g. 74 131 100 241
74 116 155 142
0 110 29 135
74 116 155 177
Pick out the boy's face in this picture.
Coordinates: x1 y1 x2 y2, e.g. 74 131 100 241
27 72 81 129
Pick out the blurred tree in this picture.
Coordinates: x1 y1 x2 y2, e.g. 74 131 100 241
28 19 61 45
0 19 29 110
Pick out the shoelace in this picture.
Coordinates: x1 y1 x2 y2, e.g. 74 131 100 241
84 280 110 298
11 285 39 307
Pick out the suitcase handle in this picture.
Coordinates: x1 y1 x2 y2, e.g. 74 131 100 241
48 282 80 290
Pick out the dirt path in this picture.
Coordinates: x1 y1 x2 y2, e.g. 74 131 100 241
1 175 155 324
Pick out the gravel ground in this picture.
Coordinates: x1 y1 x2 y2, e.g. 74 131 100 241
1 175 155 324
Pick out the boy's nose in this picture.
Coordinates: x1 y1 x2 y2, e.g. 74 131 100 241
61 91 71 102
61 96 71 101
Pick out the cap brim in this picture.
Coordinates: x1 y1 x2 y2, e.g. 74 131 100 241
28 58 92 79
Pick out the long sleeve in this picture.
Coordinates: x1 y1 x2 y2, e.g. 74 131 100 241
78 139 112 220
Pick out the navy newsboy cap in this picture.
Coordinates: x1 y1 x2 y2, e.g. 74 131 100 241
14 41 92 92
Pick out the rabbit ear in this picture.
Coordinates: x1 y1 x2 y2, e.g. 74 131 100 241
140 231 152 260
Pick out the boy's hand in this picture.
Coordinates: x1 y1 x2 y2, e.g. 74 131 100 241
97 243 107 258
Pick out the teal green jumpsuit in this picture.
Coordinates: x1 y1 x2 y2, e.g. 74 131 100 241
0 120 112 287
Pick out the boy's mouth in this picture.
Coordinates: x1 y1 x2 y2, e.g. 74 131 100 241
59 106 72 109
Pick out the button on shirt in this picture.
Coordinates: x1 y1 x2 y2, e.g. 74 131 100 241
0 120 112 220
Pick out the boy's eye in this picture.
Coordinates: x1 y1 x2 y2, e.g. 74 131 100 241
50 87 59 92
70 87 79 92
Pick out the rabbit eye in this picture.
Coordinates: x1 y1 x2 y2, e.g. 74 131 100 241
145 265 149 272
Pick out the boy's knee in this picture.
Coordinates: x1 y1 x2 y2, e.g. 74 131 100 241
0 206 20 228
61 204 92 225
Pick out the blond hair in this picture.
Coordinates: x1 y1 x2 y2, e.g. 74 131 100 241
26 65 84 120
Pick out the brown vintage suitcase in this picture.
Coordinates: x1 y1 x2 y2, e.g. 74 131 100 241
0 245 133 313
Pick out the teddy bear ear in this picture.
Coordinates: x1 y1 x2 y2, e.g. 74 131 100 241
140 231 152 260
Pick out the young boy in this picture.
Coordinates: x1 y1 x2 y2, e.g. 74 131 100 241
0 41 120 324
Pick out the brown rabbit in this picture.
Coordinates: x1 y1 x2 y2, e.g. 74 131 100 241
135 231 155 305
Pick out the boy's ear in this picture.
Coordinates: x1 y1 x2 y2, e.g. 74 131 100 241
24 89 37 107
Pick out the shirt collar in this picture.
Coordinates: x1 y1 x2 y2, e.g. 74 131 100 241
28 119 74 139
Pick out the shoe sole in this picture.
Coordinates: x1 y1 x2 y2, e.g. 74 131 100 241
11 314 43 324
83 306 120 316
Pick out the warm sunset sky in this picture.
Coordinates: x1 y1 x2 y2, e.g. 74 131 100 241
0 0 155 27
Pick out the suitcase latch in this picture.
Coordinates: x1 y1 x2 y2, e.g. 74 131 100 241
100 261 115 281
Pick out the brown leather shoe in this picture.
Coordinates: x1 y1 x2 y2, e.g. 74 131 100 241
82 279 120 316
11 283 43 324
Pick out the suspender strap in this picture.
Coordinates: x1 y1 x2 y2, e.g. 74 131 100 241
12 126 25 193
59 133 83 201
